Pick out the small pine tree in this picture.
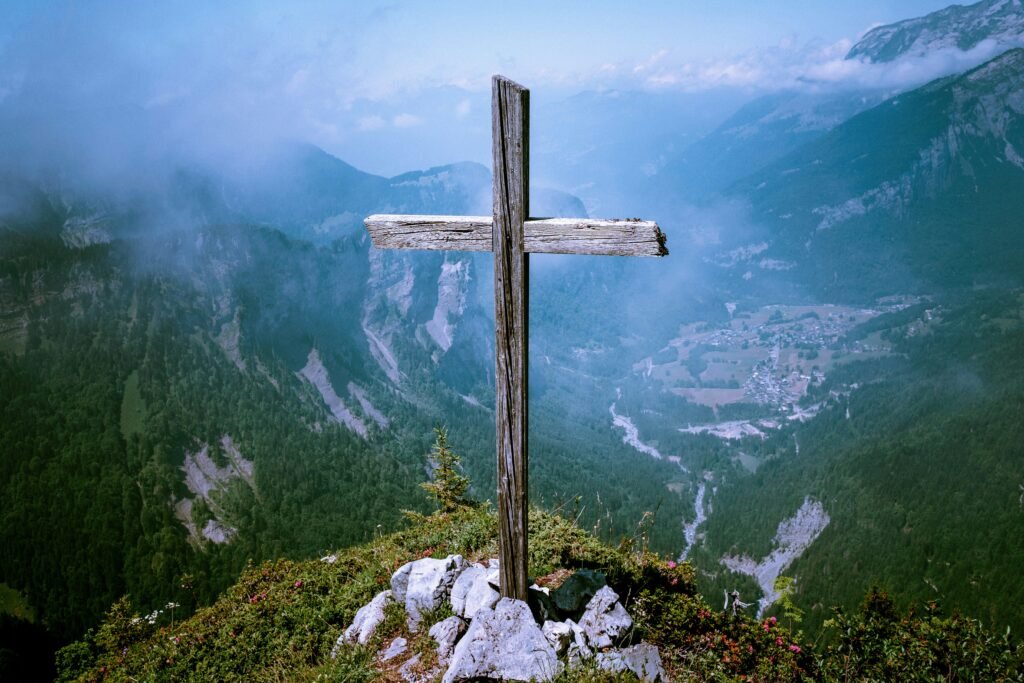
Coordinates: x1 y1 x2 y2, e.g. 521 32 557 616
421 426 470 513
773 575 804 631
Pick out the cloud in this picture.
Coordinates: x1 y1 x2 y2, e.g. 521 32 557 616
628 35 1024 94
392 113 422 128
454 98 471 119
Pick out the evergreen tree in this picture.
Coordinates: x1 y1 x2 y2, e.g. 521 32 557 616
420 427 470 513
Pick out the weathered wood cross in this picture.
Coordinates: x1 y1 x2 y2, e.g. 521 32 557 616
364 76 667 601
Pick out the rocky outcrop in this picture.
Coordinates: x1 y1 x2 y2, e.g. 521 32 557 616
550 568 606 618
340 589 394 647
596 643 665 682
721 496 830 616
173 435 255 547
347 382 389 429
578 586 633 649
429 616 467 664
391 555 468 630
424 257 470 355
297 348 368 438
338 557 663 682
450 564 500 620
443 598 560 683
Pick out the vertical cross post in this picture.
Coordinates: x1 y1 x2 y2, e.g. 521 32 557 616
492 75 530 601
364 74 666 603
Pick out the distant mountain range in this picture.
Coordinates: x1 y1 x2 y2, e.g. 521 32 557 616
657 0 1024 208
848 0 1024 62
2 1 1024 674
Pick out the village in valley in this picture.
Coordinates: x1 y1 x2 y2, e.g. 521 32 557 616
631 297 932 441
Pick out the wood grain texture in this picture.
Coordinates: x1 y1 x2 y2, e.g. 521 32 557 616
365 215 667 256
363 215 492 252
492 75 530 602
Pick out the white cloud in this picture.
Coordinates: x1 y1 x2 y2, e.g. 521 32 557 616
454 98 471 119
392 112 422 128
628 34 1024 94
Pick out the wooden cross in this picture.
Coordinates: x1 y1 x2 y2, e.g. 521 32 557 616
365 75 667 601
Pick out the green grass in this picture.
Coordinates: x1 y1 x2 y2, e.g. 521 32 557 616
56 505 816 682
118 369 145 440
58 502 1023 682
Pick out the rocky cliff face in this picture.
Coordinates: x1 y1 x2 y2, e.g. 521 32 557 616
848 0 1024 63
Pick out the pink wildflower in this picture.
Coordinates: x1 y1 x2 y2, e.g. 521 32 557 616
776 637 784 646
294 580 303 588
666 560 677 569
789 644 801 653
769 616 777 624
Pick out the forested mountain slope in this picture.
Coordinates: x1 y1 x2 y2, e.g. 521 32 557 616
731 49 1024 298
0 149 692 648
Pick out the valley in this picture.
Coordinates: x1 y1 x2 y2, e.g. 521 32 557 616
2 3 1024 677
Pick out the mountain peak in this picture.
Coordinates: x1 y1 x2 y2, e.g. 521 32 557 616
847 0 1024 63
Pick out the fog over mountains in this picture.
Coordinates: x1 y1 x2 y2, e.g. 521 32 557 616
1 1 1023 677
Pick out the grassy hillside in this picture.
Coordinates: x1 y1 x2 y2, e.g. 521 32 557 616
54 505 1023 682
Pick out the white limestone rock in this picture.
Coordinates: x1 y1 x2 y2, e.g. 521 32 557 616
338 590 393 649
485 566 501 590
542 620 572 656
399 653 433 683
595 643 666 682
566 620 593 664
442 598 561 683
450 564 500 620
578 586 633 649
381 637 408 662
429 615 467 664
390 554 468 630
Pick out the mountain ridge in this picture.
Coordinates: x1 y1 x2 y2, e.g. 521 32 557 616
848 0 1024 63
730 47 1024 297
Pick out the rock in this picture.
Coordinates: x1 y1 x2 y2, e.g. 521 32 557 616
381 637 408 662
429 616 467 663
578 586 632 649
443 598 561 683
566 620 592 664
391 555 468 630
595 643 666 682
398 653 431 683
551 569 606 618
339 590 393 648
542 620 572 656
485 567 501 591
450 565 500 620
391 563 413 604
529 584 557 622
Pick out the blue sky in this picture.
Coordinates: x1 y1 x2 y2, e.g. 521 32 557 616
0 1 984 175
0 0 958 99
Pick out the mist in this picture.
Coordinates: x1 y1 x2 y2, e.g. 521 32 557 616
1 0 1003 211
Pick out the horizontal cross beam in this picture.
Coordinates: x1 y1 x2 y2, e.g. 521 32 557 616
364 214 667 257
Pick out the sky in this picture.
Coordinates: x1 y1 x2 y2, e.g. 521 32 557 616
0 0 985 177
